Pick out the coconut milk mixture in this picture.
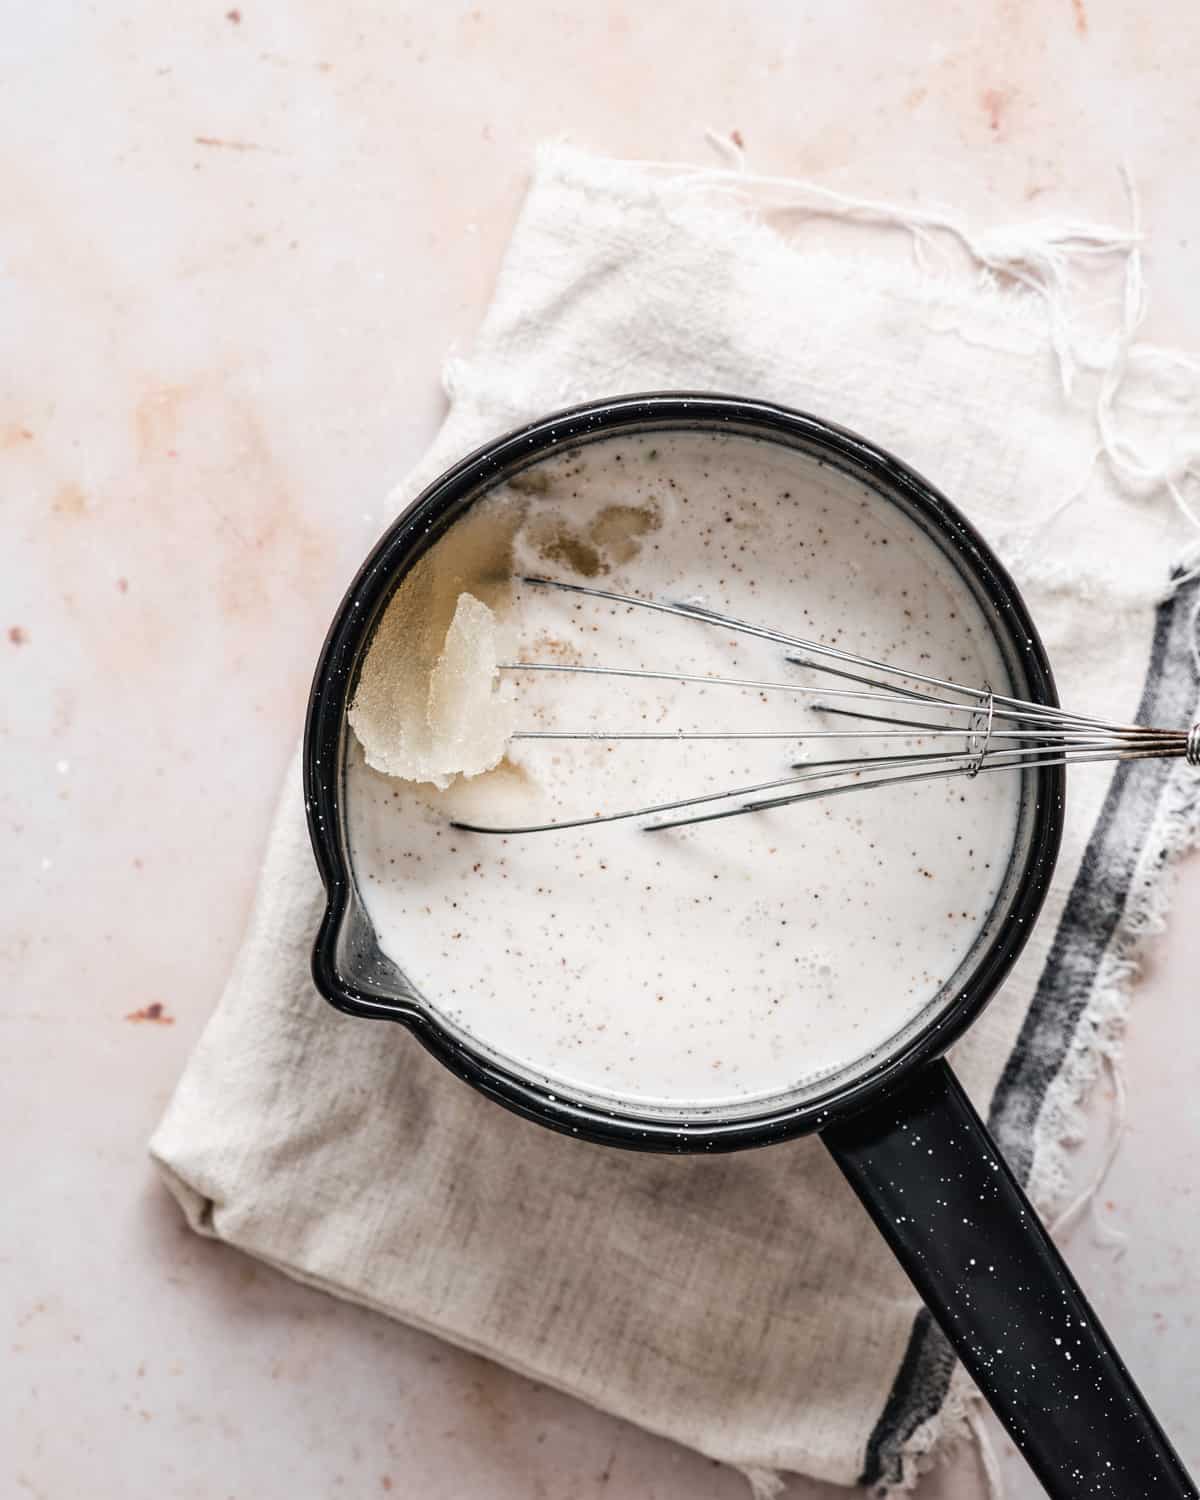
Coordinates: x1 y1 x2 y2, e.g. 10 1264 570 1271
346 430 1021 1111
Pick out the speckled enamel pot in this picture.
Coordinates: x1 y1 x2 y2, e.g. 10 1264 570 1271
305 395 1194 1499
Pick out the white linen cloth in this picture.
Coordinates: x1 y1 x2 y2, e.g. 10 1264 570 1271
151 146 1200 1492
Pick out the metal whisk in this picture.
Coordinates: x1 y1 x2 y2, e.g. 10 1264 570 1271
451 576 1200 836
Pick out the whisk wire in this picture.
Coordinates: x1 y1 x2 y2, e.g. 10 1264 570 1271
451 577 1199 835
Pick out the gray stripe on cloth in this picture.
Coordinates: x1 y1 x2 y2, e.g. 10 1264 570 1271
860 574 1200 1490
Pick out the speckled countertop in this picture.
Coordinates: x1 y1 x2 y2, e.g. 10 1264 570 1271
4 3 1199 1496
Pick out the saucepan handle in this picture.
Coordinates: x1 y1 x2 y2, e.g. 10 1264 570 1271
824 1057 1196 1498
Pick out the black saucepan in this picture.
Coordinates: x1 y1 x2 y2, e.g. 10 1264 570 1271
304 394 1195 1498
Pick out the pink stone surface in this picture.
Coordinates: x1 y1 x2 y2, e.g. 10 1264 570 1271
3 2 1199 1496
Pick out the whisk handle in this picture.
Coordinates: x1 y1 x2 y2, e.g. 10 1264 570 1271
825 1058 1196 1499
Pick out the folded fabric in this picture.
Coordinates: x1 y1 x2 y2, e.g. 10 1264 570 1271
151 147 1200 1493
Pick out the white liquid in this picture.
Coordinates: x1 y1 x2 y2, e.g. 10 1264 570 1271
346 430 1021 1112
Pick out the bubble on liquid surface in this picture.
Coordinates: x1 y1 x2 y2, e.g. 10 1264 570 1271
795 948 838 996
